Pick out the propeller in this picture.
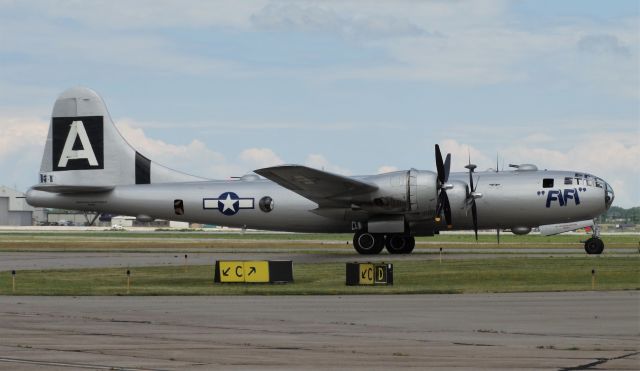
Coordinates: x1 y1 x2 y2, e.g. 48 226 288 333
434 145 452 227
465 154 479 241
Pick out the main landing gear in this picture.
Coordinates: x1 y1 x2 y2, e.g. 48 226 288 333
584 223 604 255
352 231 415 255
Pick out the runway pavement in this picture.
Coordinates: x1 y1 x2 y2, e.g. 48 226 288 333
0 292 638 370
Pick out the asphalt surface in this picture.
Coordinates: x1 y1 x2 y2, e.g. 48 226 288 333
0 292 638 370
1 249 637 272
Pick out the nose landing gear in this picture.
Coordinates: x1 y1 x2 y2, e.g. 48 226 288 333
584 223 604 255
352 232 415 255
584 237 604 255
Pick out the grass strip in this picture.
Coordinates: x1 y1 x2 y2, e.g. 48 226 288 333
1 256 637 296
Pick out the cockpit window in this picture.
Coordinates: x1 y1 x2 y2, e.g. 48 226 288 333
587 179 594 186
564 177 573 185
595 178 604 188
543 178 554 188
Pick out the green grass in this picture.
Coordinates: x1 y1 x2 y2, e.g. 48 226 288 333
1 257 637 296
1 231 637 243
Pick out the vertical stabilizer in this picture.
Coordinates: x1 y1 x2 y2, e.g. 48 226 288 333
37 87 204 188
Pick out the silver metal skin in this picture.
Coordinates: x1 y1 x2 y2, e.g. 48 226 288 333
26 88 615 254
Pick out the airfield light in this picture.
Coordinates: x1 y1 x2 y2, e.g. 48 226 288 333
126 269 131 294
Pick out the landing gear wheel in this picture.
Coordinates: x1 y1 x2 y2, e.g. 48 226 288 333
385 234 416 254
353 232 385 255
584 237 604 255
405 236 415 253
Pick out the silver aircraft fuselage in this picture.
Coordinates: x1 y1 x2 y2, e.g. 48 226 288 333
27 169 613 234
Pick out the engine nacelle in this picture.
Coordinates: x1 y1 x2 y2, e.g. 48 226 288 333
356 169 438 217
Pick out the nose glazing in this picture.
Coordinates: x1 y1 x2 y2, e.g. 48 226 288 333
604 181 614 209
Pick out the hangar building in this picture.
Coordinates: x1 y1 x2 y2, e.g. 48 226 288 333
0 186 35 226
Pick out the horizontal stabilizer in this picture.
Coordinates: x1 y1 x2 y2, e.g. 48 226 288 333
255 165 377 206
538 220 594 236
31 184 115 194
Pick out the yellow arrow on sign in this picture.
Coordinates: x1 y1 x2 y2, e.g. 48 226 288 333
219 261 244 283
244 261 269 283
359 263 374 285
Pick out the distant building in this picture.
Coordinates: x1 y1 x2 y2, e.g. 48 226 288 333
0 186 38 226
111 215 136 227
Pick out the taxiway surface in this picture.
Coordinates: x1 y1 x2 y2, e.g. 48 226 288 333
0 292 638 370
1 249 636 272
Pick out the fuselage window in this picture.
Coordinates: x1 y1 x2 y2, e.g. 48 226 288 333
174 199 184 215
542 178 554 188
564 177 573 185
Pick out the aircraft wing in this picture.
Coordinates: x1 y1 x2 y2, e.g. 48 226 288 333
254 165 378 206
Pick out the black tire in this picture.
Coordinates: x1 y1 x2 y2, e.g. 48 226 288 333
385 234 406 254
584 237 604 255
353 232 384 255
385 234 415 254
405 236 415 253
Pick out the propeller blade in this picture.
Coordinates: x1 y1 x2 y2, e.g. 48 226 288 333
435 144 445 184
471 200 478 241
468 169 474 193
435 192 443 218
497 228 500 244
443 191 452 227
444 154 451 182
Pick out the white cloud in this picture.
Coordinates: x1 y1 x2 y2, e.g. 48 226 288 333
304 154 351 175
239 148 283 168
0 116 48 160
10 0 268 30
439 139 492 172
251 2 426 39
578 34 631 57
377 165 398 174
117 120 286 179
117 120 225 165
523 133 556 144
1 0 637 93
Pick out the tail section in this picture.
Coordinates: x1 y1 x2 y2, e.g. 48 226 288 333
36 87 204 190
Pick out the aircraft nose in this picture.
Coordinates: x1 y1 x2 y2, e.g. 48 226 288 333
604 180 615 210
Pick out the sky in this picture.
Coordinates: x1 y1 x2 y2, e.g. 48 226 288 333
0 0 638 207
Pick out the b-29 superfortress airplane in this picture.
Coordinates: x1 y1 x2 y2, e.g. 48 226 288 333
26 88 615 255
